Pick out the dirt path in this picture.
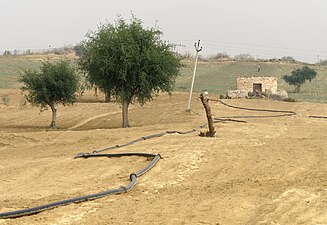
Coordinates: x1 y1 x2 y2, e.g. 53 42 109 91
68 112 117 130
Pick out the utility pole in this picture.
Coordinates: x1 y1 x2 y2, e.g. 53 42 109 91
186 40 202 111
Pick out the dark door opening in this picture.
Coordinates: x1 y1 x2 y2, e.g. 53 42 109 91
253 83 262 93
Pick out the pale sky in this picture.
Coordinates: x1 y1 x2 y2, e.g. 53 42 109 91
1 0 327 62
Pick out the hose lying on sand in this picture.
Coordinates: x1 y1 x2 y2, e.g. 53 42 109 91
308 115 327 119
1 126 216 219
0 153 160 219
210 99 297 119
0 99 299 219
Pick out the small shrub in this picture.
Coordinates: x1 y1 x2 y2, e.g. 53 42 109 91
280 56 296 63
219 94 228 99
3 50 12 56
209 52 231 60
248 92 255 98
269 94 283 101
1 95 10 105
234 53 255 61
316 59 327 66
283 97 297 102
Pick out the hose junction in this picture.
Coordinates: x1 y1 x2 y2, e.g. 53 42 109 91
0 99 326 219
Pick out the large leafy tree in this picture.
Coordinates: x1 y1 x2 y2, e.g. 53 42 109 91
78 16 182 128
19 60 80 128
282 66 317 93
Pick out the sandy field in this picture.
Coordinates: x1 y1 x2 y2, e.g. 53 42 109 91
0 89 327 225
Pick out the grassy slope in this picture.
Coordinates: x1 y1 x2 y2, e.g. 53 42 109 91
1 54 327 103
177 60 327 103
0 54 74 88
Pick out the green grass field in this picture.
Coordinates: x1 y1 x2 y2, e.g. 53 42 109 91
1 55 327 103
177 60 327 103
0 56 44 88
0 54 72 89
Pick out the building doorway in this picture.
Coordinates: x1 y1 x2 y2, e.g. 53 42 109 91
253 83 262 93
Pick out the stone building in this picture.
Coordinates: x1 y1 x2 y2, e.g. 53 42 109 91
237 76 277 94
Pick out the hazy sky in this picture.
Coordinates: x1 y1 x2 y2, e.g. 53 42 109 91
1 0 327 62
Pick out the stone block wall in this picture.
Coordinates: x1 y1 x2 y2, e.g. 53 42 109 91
236 77 277 94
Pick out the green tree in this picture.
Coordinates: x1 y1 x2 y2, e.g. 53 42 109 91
280 56 296 63
3 50 12 56
78 16 182 128
282 66 317 93
19 60 80 128
316 59 327 66
234 53 255 61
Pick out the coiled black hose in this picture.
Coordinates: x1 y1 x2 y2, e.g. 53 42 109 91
0 153 160 219
0 99 300 219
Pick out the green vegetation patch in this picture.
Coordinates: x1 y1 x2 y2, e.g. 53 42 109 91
176 60 327 104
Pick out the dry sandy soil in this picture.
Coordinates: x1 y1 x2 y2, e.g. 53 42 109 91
0 89 327 225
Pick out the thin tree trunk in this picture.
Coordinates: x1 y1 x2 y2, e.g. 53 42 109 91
105 91 111 102
295 85 301 93
49 103 57 128
122 100 130 128
199 93 216 137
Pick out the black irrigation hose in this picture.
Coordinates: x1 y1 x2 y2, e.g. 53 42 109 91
214 99 327 120
214 118 247 123
309 115 327 119
0 100 302 219
0 153 160 219
210 99 297 119
94 128 207 154
0 122 210 219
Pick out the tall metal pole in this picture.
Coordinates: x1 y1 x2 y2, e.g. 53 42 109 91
186 40 202 111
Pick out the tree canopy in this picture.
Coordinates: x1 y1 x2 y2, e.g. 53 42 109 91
78 16 182 128
282 66 317 93
19 59 80 128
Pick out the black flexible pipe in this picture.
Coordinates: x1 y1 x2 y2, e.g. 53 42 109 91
212 99 296 114
210 99 296 119
0 153 159 219
214 118 247 123
0 99 300 219
309 115 327 119
93 128 206 154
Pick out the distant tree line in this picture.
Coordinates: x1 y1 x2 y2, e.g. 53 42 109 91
182 52 299 63
2 46 74 57
316 59 327 66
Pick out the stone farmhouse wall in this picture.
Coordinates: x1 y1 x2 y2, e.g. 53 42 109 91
236 77 277 94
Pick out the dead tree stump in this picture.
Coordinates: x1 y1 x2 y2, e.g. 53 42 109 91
199 93 216 137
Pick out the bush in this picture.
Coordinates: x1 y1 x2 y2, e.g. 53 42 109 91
234 53 255 61
280 56 296 63
210 52 231 60
316 59 327 66
219 94 228 99
3 50 12 56
1 95 10 105
283 97 297 102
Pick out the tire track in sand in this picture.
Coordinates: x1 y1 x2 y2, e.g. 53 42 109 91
68 111 119 130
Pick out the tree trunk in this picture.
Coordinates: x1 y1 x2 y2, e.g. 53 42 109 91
49 103 57 128
122 100 130 128
199 93 216 137
105 91 111 102
295 85 301 93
